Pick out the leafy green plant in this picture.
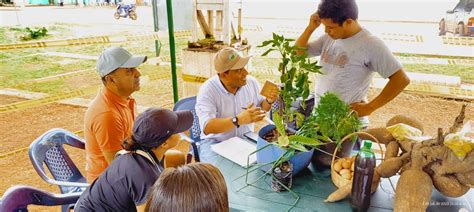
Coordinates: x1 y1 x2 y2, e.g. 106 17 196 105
238 34 360 211
296 92 362 148
315 92 362 146
237 33 324 210
257 33 323 167
258 33 321 125
20 27 48 41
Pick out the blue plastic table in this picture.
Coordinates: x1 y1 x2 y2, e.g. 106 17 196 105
212 154 474 212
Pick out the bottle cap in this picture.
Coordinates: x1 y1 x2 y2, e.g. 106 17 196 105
362 140 372 150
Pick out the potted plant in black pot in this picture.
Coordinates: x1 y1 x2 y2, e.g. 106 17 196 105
302 92 363 168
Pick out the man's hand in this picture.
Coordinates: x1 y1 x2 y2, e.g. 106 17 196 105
265 86 280 104
308 12 321 31
237 103 266 125
350 102 375 117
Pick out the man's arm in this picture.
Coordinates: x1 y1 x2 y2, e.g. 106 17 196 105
203 117 236 135
94 112 127 165
295 12 321 55
203 105 266 135
351 69 410 116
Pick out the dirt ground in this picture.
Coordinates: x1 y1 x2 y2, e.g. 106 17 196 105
0 91 473 211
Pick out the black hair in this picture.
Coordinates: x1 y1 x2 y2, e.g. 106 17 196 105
100 68 119 84
122 137 162 165
318 0 359 26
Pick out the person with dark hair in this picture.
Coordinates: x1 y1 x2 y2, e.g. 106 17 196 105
84 46 147 183
145 163 229 212
296 0 410 127
196 47 279 163
75 108 194 212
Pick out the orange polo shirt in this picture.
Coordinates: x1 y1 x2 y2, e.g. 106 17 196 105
84 87 136 182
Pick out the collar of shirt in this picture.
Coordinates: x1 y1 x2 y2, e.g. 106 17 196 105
102 86 134 108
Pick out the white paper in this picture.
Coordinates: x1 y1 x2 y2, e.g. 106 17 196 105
211 137 257 167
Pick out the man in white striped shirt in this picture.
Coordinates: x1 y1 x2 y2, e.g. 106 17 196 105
195 47 279 163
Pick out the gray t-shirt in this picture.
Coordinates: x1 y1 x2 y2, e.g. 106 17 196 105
307 28 402 125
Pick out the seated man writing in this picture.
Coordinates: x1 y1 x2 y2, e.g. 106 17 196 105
196 47 279 163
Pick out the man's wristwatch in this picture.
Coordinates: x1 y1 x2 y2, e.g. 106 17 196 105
232 116 240 128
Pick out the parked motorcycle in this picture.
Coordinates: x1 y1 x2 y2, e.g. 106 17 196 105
114 4 137 20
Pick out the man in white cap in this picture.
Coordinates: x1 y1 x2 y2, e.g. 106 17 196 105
84 46 147 182
196 47 279 163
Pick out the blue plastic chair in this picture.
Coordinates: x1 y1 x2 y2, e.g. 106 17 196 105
28 128 89 212
0 185 82 212
173 96 201 142
173 96 201 162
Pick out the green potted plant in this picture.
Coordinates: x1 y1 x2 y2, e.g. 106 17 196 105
254 33 362 184
238 34 362 210
254 33 323 181
301 93 363 168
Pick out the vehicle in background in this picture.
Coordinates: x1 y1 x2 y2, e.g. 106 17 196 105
439 0 474 36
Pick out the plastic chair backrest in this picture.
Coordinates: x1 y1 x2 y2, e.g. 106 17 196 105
0 185 81 212
173 96 201 142
28 128 89 195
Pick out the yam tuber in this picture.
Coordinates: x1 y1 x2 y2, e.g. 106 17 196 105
386 115 424 133
376 153 409 178
432 173 469 197
324 183 351 203
360 128 394 145
438 149 474 174
384 141 400 159
394 169 432 212
397 139 413 152
456 170 474 188
325 172 380 203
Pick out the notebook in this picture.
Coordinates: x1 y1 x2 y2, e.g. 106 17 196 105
211 136 257 167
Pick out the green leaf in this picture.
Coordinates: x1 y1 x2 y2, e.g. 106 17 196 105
261 48 275 56
277 135 290 147
289 143 308 152
295 112 305 128
314 92 362 146
257 40 273 47
289 135 323 146
272 112 286 136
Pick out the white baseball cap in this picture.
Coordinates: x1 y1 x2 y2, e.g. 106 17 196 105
96 46 147 77
214 47 251 73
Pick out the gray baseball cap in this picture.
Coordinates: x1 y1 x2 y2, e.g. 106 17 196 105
96 46 147 77
132 108 193 148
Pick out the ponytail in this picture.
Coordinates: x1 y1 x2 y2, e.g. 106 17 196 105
121 136 142 151
121 136 162 166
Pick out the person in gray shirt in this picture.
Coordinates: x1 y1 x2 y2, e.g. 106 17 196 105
296 0 410 127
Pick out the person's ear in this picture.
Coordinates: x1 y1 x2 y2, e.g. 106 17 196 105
161 135 176 148
343 19 354 27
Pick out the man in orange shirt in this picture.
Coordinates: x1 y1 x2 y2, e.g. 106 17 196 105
84 46 146 182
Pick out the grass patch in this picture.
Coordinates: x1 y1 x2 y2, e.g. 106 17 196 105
404 64 474 84
0 23 472 101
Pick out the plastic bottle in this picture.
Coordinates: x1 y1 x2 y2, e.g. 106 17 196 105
350 140 376 212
